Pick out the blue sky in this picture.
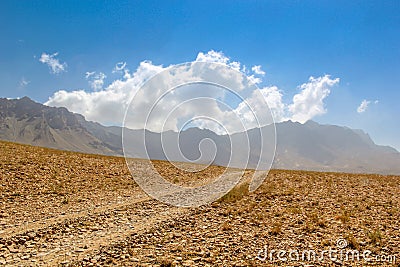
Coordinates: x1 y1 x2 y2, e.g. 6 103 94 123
0 1 399 150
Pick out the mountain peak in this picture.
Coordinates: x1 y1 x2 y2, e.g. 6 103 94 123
20 96 33 101
304 120 320 127
0 97 117 155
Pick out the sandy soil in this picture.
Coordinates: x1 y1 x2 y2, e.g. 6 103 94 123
0 140 399 266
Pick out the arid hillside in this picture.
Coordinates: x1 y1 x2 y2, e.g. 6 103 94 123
2 97 400 175
0 140 399 266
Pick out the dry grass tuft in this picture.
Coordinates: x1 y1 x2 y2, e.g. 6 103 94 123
367 229 383 245
336 208 350 223
218 182 249 203
345 233 360 250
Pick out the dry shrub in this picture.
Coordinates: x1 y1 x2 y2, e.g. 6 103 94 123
309 211 326 228
345 233 360 250
367 229 382 245
221 220 232 231
270 222 282 236
218 182 249 203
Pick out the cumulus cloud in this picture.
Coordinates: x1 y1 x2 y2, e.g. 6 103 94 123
196 50 241 71
45 50 339 131
251 65 266 76
39 52 67 74
196 50 230 64
46 60 164 125
233 86 283 129
85 72 107 91
288 75 340 123
357 99 371 113
246 75 262 85
259 86 286 122
195 50 266 86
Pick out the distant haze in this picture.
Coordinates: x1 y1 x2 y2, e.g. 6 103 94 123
1 97 399 175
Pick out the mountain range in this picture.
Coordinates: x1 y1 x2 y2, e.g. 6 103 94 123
1 97 399 175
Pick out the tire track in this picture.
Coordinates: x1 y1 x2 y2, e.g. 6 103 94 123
0 197 189 266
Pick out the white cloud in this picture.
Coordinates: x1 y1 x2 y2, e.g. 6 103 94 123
45 50 339 131
46 60 164 125
288 75 340 123
247 75 262 85
232 86 284 130
113 62 127 73
229 61 241 72
357 99 371 113
251 65 266 76
231 76 339 126
196 50 230 64
196 50 242 71
112 62 131 79
39 52 67 74
259 86 286 122
19 77 30 88
85 72 107 91
85 71 95 79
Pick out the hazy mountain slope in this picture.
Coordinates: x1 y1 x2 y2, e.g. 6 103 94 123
0 97 116 155
75 114 123 154
273 120 400 174
1 97 399 174
81 113 400 174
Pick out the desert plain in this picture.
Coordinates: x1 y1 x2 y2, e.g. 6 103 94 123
0 140 399 266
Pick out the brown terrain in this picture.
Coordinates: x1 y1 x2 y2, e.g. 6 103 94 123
0 140 399 266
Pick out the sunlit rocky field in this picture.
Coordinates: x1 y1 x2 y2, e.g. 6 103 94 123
0 140 399 266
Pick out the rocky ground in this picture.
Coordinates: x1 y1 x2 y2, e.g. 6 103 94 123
0 140 399 266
